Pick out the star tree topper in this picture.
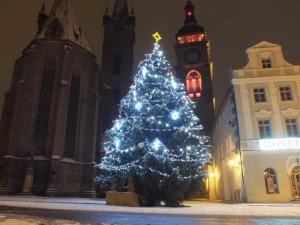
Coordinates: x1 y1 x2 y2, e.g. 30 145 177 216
152 32 162 42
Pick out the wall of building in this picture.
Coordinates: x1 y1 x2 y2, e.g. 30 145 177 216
213 41 300 203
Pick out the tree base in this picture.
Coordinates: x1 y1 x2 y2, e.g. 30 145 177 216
106 191 139 207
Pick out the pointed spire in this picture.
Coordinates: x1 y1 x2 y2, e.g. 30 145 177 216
104 5 109 15
184 0 197 24
112 0 129 21
40 1 46 14
35 0 92 52
37 1 48 34
177 0 204 36
130 5 135 16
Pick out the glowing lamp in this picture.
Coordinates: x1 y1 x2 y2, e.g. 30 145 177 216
187 11 193 16
229 160 234 166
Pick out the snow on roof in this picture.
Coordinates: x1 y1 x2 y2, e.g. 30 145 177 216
35 0 92 52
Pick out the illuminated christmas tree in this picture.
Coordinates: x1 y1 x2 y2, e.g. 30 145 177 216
96 37 211 207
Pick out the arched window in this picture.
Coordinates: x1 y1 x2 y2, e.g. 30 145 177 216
186 70 202 99
64 64 81 159
264 168 279 194
34 58 55 155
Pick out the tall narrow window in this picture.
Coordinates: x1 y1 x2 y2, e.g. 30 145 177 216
113 53 122 75
264 168 279 194
34 58 55 155
254 88 266 102
285 118 299 137
186 70 202 99
280 86 293 101
258 120 272 138
64 64 81 158
262 59 272 68
114 86 121 104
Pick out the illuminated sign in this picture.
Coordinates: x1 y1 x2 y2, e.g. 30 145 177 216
258 138 300 151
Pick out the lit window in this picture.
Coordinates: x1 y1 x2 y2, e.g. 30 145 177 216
285 119 299 137
178 36 185 44
186 70 202 99
191 34 197 42
258 120 272 138
178 33 204 44
185 35 191 43
198 33 204 42
280 86 293 101
254 88 266 102
264 168 279 194
262 59 272 68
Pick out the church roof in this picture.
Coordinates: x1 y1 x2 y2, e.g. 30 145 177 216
35 0 92 52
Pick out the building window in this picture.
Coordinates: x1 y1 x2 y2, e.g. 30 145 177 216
258 120 272 138
113 53 122 75
264 168 279 194
186 70 202 99
34 58 55 155
177 33 205 44
254 88 266 102
279 86 293 101
64 64 81 159
262 59 272 68
285 119 299 137
114 86 121 104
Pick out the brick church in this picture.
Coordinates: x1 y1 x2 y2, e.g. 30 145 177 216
0 0 214 196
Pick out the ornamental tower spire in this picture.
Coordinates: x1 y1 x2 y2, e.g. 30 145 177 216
184 0 197 24
112 0 129 21
37 1 48 34
101 0 135 131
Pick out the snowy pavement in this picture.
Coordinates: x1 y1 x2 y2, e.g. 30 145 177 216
0 196 300 218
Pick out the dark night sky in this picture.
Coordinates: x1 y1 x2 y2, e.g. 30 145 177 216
0 0 300 118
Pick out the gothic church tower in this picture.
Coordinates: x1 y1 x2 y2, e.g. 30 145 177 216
174 0 215 135
0 0 99 197
101 0 135 132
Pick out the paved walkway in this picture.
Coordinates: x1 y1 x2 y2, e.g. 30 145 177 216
0 196 300 218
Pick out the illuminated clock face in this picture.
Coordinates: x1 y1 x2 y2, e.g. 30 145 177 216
184 49 201 64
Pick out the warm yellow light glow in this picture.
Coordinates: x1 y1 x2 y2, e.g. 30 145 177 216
213 97 216 109
209 172 214 177
210 62 214 79
152 32 162 42
229 160 234 166
214 170 219 179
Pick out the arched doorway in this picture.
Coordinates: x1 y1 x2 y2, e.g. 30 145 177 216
291 166 300 198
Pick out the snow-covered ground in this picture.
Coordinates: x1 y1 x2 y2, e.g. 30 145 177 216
0 196 300 218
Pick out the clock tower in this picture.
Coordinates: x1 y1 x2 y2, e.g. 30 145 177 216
174 0 214 135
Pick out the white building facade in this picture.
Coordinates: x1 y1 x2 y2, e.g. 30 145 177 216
212 41 300 202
